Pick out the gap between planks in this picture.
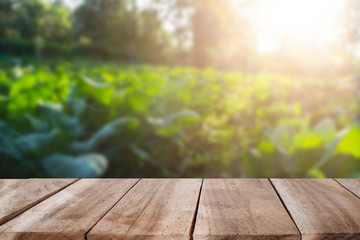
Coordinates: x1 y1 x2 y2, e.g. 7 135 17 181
83 178 142 240
270 178 360 240
269 178 360 240
268 178 302 239
189 178 204 240
333 178 360 201
3 178 359 240
0 178 140 240
86 178 312 240
86 178 204 240
0 178 80 227
193 179 300 240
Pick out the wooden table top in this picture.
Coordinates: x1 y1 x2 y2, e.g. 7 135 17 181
0 179 359 240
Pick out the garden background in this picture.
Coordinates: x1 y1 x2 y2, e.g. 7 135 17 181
1 0 360 178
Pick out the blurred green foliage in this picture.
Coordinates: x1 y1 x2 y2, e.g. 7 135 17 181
0 60 359 178
0 0 173 64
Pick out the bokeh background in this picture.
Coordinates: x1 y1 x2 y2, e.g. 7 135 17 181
0 0 360 178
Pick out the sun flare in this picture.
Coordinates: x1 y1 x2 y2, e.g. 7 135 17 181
254 0 345 53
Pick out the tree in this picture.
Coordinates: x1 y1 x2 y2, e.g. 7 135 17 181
153 0 257 69
0 0 70 41
72 0 172 62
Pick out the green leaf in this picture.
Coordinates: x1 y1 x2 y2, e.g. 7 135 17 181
149 110 199 137
308 168 326 178
293 131 322 150
15 129 57 152
77 75 114 105
313 127 349 169
42 153 108 178
257 140 275 153
155 125 182 137
336 125 360 158
0 122 22 159
72 98 86 117
148 110 200 126
313 118 336 144
271 124 291 153
130 145 159 165
72 117 139 151
25 113 49 131
64 116 83 137
130 145 150 161
38 101 64 119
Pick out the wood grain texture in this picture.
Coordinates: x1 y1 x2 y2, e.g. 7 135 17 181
336 178 360 198
0 178 138 240
0 179 76 226
271 179 360 240
87 178 202 240
193 179 299 240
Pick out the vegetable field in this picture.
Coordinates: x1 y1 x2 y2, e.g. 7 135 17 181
0 61 359 178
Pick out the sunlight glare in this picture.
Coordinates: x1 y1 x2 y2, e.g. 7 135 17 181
255 0 344 53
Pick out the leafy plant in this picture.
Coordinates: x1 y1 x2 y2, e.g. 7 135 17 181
0 61 358 178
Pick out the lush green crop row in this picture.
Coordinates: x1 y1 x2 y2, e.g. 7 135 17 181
0 61 359 178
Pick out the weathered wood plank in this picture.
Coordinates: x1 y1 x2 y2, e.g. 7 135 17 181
193 179 299 240
0 179 76 226
271 179 360 240
336 178 360 198
0 178 138 240
87 178 202 240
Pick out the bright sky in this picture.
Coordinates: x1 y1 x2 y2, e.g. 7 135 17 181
254 0 345 53
63 0 82 9
63 0 149 10
61 0 346 53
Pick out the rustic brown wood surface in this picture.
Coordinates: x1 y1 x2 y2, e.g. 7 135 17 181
0 179 138 240
0 179 76 226
193 179 300 240
336 178 360 198
87 178 202 240
1 178 360 240
271 179 360 240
